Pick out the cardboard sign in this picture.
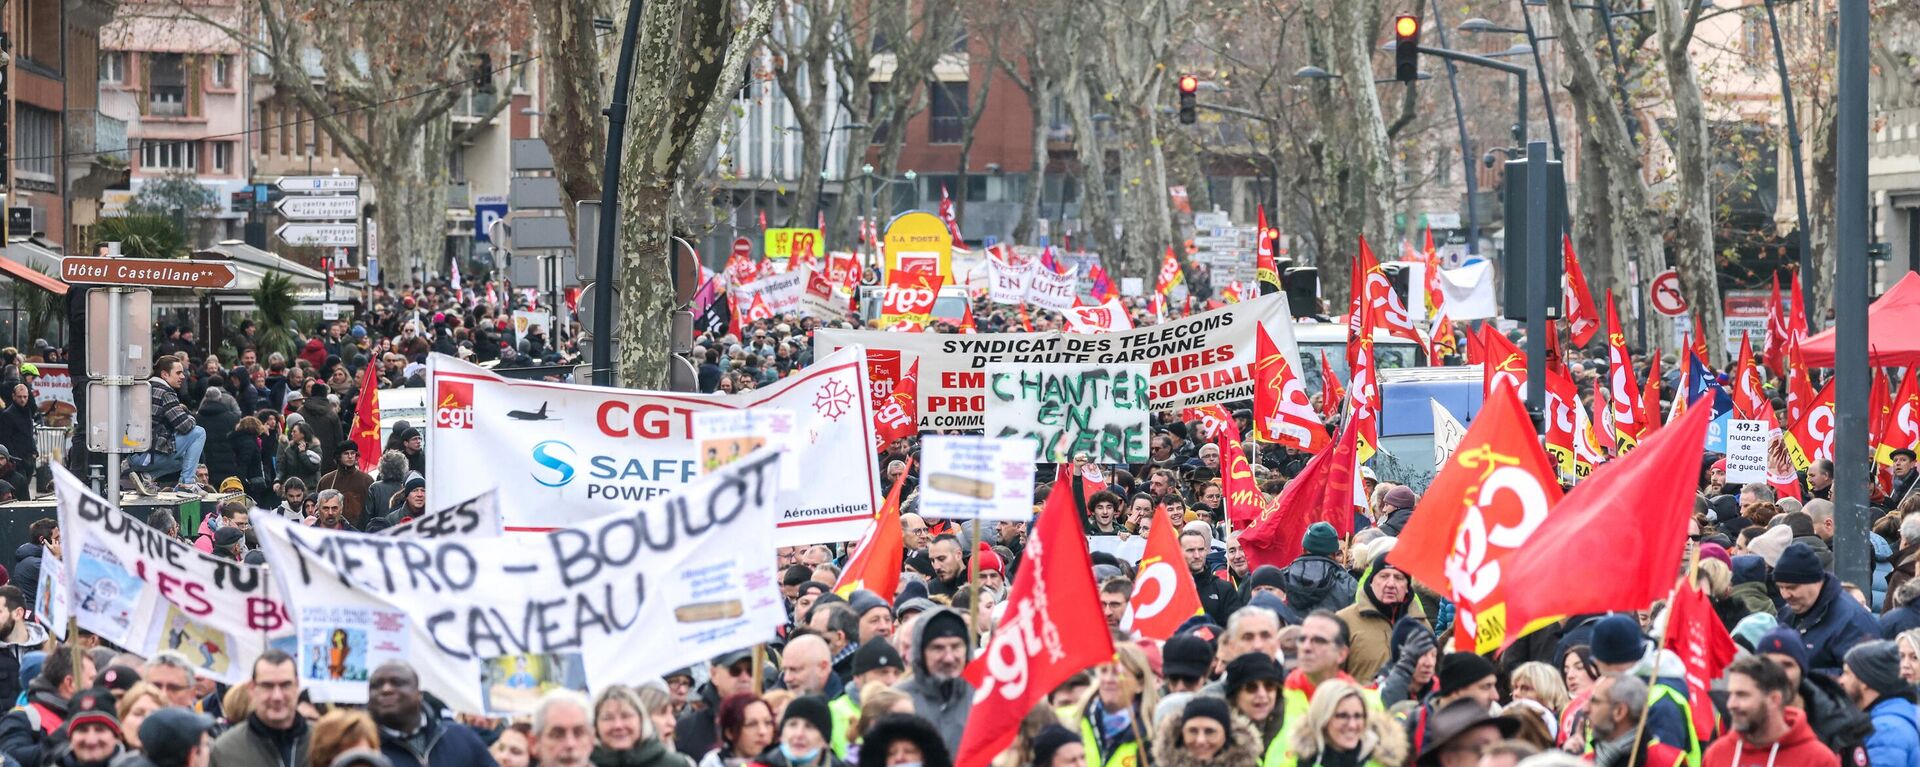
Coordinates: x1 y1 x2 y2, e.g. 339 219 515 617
1026 267 1077 312
984 364 1151 464
1724 419 1769 484
918 436 1037 521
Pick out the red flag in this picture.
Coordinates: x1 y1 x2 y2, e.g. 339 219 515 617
1689 315 1710 370
958 303 977 333
1502 399 1713 631
1665 578 1739 742
1256 206 1280 293
1156 247 1184 296
1872 368 1894 456
1544 365 1581 479
1784 377 1837 471
1254 324 1328 453
1480 325 1527 398
1183 405 1239 443
937 186 971 253
350 359 382 472
1422 231 1446 320
1240 418 1362 571
1592 385 1618 454
1785 334 1817 425
1318 351 1345 421
1880 372 1920 464
1732 333 1768 420
1766 272 1790 375
956 482 1115 767
873 359 919 451
834 457 912 600
1389 385 1563 653
1349 237 1421 344
728 290 746 340
1218 429 1264 530
1788 270 1808 339
1605 291 1648 451
1641 349 1664 432
1562 236 1600 347
1428 314 1457 362
879 271 941 331
1125 502 1204 640
746 293 775 324
1017 304 1034 332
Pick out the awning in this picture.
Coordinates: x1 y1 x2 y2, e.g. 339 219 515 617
0 256 67 295
1801 271 1920 368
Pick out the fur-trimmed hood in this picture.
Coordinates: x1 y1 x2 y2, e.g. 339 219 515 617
1152 710 1265 767
1286 710 1408 767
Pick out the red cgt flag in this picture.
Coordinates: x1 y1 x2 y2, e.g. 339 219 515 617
1480 324 1527 399
1254 323 1329 453
834 457 912 601
1240 417 1361 571
1879 371 1920 464
955 480 1115 767
1501 399 1713 634
1389 384 1563 654
1317 351 1345 422
1218 428 1263 531
1124 502 1203 640
1605 290 1649 451
1563 235 1601 347
350 359 382 472
872 359 919 452
1784 376 1837 471
1666 578 1739 742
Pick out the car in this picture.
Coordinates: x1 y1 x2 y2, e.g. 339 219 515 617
1367 365 1485 493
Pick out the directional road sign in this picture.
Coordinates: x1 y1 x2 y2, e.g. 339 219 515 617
274 175 361 193
276 223 360 247
61 257 238 289
274 195 359 220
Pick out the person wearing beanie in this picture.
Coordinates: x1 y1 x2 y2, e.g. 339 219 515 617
1726 555 1777 622
384 474 428 525
1029 725 1084 767
1776 541 1879 678
48 687 125 767
1151 696 1261 767
1586 614 1704 764
1277 525 1357 616
845 590 894 645
1747 524 1794 568
853 714 950 767
1243 565 1287 601
974 543 1005 594
1377 485 1420 537
1753 626 1871 759
1223 654 1287 757
1843 640 1920 766
1334 551 1428 682
758 695 845 767
827 640 907 759
897 608 973 753
316 440 375 528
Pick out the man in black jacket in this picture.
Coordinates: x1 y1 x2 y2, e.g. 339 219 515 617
1184 527 1241 624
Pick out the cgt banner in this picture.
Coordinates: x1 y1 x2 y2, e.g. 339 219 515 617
255 450 790 713
53 464 292 685
426 346 879 544
818 292 1299 429
984 364 1151 464
880 271 941 330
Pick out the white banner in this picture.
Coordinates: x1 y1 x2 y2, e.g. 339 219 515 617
1431 399 1468 472
989 258 1031 305
818 292 1299 429
54 465 291 684
730 269 809 314
1063 298 1134 334
798 268 845 321
918 436 1037 521
1439 262 1497 320
256 451 789 713
984 364 1151 463
379 490 504 540
427 347 879 544
1025 267 1078 312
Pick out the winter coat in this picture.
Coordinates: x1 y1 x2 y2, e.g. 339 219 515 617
1864 695 1920 767
196 395 243 484
1711 595 1751 636
0 403 34 474
1334 559 1427 683
318 467 376 528
377 715 499 767
1876 534 1895 612
1151 709 1263 767
1191 565 1243 626
148 376 196 452
298 398 344 474
895 608 973 754
746 746 847 767
1783 572 1880 677
226 431 266 486
1893 543 1920 610
594 738 697 767
1728 557 1777 620
12 544 42 618
278 440 322 488
1701 708 1839 767
1884 580 1920 640
1378 507 1413 538
0 677 70 767
1799 671 1874 760
1276 710 1408 767
207 715 311 767
674 682 726 759
0 619 45 713
1278 555 1357 615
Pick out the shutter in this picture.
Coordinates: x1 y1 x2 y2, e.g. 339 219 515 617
187 55 203 117
138 54 150 114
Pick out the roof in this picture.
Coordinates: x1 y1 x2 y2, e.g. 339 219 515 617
0 254 67 295
203 241 328 281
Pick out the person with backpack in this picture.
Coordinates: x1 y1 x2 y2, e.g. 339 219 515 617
0 646 93 766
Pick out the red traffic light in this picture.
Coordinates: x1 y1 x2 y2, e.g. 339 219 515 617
1395 14 1419 39
1178 75 1198 93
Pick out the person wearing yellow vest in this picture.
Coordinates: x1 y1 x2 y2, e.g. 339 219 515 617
1402 653 1500 760
828 640 907 758
1273 679 1408 767
1056 645 1159 767
1589 614 1704 767
1585 673 1689 767
1150 697 1263 767
1275 612 1382 767
1221 655 1286 766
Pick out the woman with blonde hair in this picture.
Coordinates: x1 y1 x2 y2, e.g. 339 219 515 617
1057 644 1159 767
847 686 917 764
1509 662 1570 716
115 682 166 752
306 709 380 767
594 683 693 767
1899 628 1920 685
1278 679 1406 767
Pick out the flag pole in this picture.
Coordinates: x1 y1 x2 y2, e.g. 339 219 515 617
1624 560 1693 767
752 644 765 696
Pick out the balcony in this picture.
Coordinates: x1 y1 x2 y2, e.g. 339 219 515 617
452 88 498 124
65 108 129 163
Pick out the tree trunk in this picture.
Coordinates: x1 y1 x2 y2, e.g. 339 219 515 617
533 0 609 218
1013 75 1049 244
1655 0 1722 366
1064 64 1115 262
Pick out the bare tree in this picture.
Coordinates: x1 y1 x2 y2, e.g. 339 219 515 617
1655 0 1722 365
989 0 1076 244
766 0 844 226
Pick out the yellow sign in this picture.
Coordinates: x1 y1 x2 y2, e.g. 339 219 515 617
766 228 824 261
882 212 952 280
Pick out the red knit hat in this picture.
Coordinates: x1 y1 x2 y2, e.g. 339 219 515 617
975 542 1004 575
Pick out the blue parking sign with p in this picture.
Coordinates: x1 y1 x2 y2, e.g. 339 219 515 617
476 203 509 242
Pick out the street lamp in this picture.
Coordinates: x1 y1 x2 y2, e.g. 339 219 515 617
1458 9 1561 159
1293 66 1337 81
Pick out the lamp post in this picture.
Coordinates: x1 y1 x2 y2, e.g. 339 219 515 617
1833 0 1869 596
1457 16 1561 159
1432 0 1481 256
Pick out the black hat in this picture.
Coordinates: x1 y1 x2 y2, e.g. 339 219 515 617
1224 653 1285 697
1416 699 1519 766
1590 614 1647 665
336 441 362 458
1247 565 1286 594
1845 640 1908 698
141 708 217 767
1162 634 1216 680
66 687 120 737
396 426 421 443
852 639 905 677
712 649 754 668
1179 697 1235 742
1436 652 1497 697
783 565 815 587
1030 725 1080 767
213 526 245 549
1773 542 1825 585
781 695 834 740
857 714 952 767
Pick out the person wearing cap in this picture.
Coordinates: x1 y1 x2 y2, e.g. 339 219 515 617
1161 634 1215 695
366 662 494 767
208 650 308 767
1775 541 1878 678
317 442 375 529
1702 655 1840 767
0 642 95 766
1150 695 1258 767
1276 524 1357 616
1841 640 1920 766
677 650 762 758
1582 674 1686 767
1587 614 1701 764
1375 486 1420 538
1410 698 1519 767
829 642 907 759
1223 654 1286 764
749 695 846 767
1335 551 1427 682
1753 627 1872 759
382 475 428 526
897 608 973 753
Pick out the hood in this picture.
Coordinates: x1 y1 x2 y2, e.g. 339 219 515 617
198 393 236 417
1357 550 1412 619
299 397 331 416
908 607 970 679
1279 557 1346 606
0 616 47 649
13 542 39 562
1730 555 1769 586
1777 707 1827 750
1152 709 1264 767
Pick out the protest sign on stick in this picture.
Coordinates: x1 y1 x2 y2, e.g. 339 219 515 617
918 436 1037 521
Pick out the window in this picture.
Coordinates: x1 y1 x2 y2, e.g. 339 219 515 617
14 108 58 179
1435 148 1452 185
210 141 232 173
148 53 187 116
99 52 126 83
966 175 988 202
868 82 892 144
141 140 199 170
928 82 967 144
212 55 231 88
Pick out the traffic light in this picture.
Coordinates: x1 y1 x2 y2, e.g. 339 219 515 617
1178 74 1198 125
1393 14 1421 82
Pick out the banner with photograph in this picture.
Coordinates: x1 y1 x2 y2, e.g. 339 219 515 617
256 450 790 714
818 292 1299 429
426 347 878 545
984 364 1151 464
